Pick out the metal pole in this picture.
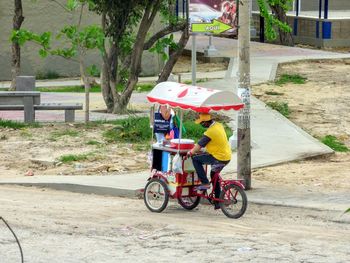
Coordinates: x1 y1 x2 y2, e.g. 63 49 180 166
191 34 197 86
318 0 322 19
237 0 251 189
324 0 328 19
295 0 299 16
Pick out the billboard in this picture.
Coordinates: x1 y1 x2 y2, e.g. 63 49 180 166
189 0 238 36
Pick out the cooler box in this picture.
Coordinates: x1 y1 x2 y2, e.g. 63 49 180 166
161 151 171 172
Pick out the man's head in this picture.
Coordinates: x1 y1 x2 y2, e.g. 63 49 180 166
195 113 213 128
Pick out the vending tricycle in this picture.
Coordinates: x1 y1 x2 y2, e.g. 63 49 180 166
144 81 248 219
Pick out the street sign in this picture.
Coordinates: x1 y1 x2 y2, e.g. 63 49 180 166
191 19 232 34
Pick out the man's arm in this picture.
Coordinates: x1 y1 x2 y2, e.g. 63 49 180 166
189 135 211 155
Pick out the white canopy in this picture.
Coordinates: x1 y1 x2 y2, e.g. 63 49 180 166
147 81 244 113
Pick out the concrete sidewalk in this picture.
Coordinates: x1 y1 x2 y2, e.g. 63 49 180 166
1 39 350 212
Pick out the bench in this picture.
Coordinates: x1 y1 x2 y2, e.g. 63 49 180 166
0 91 83 123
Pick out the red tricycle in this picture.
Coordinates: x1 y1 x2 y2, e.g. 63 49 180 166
143 82 248 219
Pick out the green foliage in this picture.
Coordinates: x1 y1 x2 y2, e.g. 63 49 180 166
266 101 290 117
345 208 350 214
59 153 89 163
149 34 178 60
0 119 40 129
135 83 155 92
275 74 307 85
86 64 100 77
257 0 293 40
321 135 349 152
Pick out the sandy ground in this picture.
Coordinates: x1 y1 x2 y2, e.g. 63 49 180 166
251 58 350 192
1 186 349 263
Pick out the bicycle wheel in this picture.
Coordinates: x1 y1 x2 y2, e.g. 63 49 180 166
178 195 201 210
144 178 169 213
219 184 247 219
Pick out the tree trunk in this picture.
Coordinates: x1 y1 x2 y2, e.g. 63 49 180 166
157 25 190 83
270 5 294 46
11 0 25 90
111 3 157 114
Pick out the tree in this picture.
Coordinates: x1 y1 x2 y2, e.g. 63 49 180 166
92 0 188 113
257 0 293 45
11 1 105 122
11 0 24 90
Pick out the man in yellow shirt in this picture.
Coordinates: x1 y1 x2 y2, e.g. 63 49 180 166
187 113 231 207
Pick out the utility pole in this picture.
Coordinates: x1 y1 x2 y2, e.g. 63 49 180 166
237 0 251 189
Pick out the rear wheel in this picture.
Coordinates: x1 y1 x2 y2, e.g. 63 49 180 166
178 195 201 210
219 184 247 219
144 178 169 213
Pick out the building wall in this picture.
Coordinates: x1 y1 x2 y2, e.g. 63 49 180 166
252 12 350 47
0 0 163 81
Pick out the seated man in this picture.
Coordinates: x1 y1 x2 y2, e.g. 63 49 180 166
187 113 231 205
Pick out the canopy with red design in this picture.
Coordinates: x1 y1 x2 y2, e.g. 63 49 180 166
147 81 244 113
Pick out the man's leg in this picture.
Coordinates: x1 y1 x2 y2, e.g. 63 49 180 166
192 153 217 185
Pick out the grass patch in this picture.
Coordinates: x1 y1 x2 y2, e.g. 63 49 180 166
58 153 90 163
38 83 153 93
37 85 101 93
265 91 284 96
135 83 155 92
321 135 349 152
50 129 79 141
266 101 290 118
183 78 209 85
0 119 40 129
275 74 307 86
86 140 102 146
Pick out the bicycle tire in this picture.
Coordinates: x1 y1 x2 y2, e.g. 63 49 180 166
178 195 201 210
219 184 247 219
144 178 169 213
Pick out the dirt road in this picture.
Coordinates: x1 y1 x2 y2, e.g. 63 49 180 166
1 186 349 263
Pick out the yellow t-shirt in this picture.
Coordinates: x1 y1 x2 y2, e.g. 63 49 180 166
204 122 231 161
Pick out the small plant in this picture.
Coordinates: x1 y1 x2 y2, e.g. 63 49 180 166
265 91 284 96
36 70 60 80
58 153 89 163
266 101 290 118
321 135 349 152
275 74 307 86
20 129 33 138
345 208 350 214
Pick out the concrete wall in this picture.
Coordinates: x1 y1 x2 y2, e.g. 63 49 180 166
252 12 350 48
0 0 163 81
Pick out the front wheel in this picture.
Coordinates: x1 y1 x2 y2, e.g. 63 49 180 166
144 178 169 213
219 184 247 219
178 195 201 210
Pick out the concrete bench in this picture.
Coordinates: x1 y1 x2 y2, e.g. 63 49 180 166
0 92 83 122
0 91 41 123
